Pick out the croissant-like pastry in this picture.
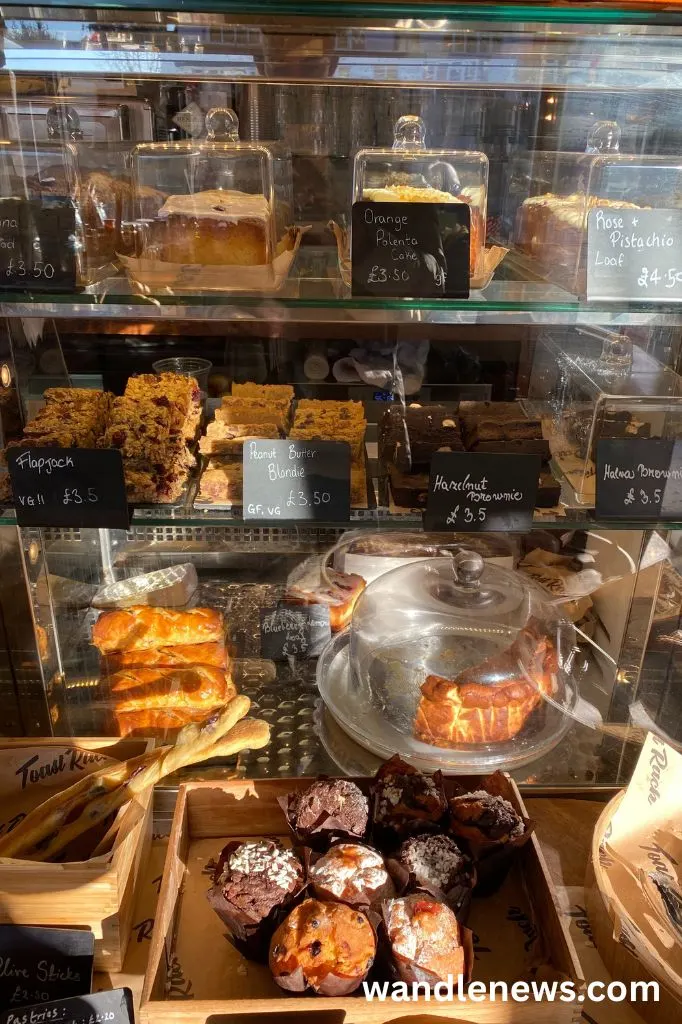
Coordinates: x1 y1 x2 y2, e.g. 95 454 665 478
102 640 230 672
414 619 557 747
92 606 224 653
111 666 235 712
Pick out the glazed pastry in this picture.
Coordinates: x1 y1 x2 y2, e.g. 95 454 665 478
372 755 447 841
382 894 470 987
309 843 394 907
285 563 366 632
396 834 475 909
92 606 224 653
269 898 376 995
111 666 235 712
284 779 369 845
103 640 230 672
414 618 557 747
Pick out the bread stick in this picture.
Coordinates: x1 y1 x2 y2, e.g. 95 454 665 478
0 696 251 860
30 715 269 862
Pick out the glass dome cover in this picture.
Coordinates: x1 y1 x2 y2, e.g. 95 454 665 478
352 114 488 277
317 551 581 771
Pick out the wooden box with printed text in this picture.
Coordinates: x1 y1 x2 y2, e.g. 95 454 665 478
142 775 583 1024
0 736 153 972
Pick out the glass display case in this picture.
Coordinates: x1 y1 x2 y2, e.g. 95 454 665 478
0 1 682 798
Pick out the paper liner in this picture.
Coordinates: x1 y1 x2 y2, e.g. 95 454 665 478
329 219 507 293
370 754 448 850
379 896 474 990
308 841 395 909
278 781 370 852
119 226 307 295
447 771 535 896
206 838 307 964
270 902 380 996
385 847 476 922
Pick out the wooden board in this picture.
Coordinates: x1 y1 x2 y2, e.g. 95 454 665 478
0 737 153 972
142 775 583 1024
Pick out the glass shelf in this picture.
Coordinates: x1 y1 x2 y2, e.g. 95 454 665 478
0 503 677 530
2 271 682 326
4 4 682 89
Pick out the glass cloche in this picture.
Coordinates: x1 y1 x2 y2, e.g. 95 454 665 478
352 114 489 278
317 550 582 771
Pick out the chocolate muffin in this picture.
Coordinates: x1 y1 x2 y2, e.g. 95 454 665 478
382 894 471 987
372 755 447 843
449 790 525 844
207 838 304 960
396 834 475 913
448 787 530 896
270 898 376 995
309 843 394 907
283 779 369 847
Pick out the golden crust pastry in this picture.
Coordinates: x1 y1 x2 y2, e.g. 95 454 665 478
92 606 224 654
414 619 557 746
111 665 235 712
102 640 229 672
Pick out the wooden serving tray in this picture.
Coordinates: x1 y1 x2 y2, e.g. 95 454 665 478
0 736 153 973
142 775 583 1024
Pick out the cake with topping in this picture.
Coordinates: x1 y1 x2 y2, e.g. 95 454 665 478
284 778 369 845
371 756 447 842
396 834 474 910
382 894 469 987
309 843 394 907
149 188 272 266
269 898 376 995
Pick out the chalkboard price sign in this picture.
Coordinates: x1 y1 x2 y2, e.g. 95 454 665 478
7 448 130 530
596 438 682 518
0 925 94 1011
351 201 470 299
243 440 351 522
425 452 540 532
587 207 682 303
0 988 133 1024
0 198 78 293
260 604 330 660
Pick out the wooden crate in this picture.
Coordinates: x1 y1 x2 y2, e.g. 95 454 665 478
0 737 153 972
142 776 583 1024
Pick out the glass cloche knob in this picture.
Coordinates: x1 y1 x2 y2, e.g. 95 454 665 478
46 104 83 141
393 114 426 151
586 120 621 154
206 107 240 141
452 550 484 589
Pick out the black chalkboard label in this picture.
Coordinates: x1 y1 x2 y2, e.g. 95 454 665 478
587 207 682 303
596 438 682 518
0 925 94 1011
424 452 540 532
0 988 133 1024
0 198 78 293
7 448 130 530
243 440 351 522
260 603 330 660
351 201 470 298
